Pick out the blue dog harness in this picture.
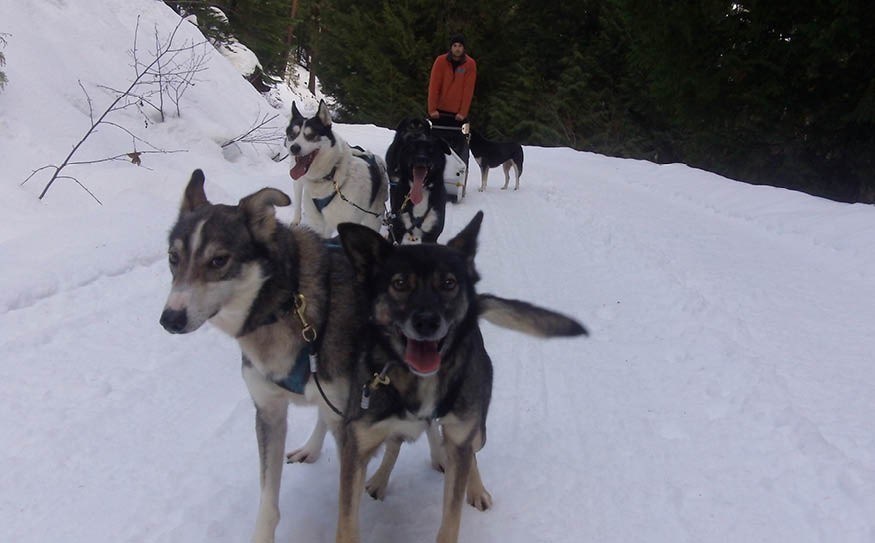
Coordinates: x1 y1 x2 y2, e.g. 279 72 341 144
312 167 339 213
275 343 314 395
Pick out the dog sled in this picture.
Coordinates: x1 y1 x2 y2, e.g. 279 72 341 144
431 114 471 203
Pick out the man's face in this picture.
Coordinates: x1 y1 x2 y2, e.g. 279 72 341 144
450 42 465 59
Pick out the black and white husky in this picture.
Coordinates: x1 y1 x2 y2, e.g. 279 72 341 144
469 131 524 191
286 100 389 237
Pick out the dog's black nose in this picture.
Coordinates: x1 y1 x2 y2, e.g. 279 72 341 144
411 310 441 337
160 309 188 334
289 143 301 155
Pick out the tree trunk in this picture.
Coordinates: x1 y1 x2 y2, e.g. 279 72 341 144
307 2 320 95
286 0 299 47
308 51 317 95
284 0 300 84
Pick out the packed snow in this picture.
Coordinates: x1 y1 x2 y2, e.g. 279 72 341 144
2 2 874 542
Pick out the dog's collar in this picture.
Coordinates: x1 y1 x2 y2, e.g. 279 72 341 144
322 166 338 182
238 292 297 335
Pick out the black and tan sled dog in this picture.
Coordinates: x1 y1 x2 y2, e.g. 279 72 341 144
159 171 586 543
334 212 586 543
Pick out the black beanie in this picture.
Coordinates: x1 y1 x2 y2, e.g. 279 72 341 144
450 33 466 47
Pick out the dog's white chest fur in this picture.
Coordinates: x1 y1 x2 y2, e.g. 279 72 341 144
377 376 439 440
401 194 439 243
294 140 386 237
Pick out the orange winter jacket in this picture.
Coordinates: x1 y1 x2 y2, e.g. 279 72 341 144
428 53 477 119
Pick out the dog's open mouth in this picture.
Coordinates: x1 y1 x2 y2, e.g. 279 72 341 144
403 334 443 377
410 165 429 205
290 149 319 179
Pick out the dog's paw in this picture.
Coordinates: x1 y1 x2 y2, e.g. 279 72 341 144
501 186 508 190
467 487 493 511
285 446 320 464
478 188 484 192
365 475 389 501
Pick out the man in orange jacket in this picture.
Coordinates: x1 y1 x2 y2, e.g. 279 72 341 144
428 34 477 123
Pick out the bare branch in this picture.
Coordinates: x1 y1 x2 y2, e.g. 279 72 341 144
51 175 103 205
20 165 59 186
153 23 166 123
66 149 187 167
24 16 206 202
78 80 95 125
222 113 284 148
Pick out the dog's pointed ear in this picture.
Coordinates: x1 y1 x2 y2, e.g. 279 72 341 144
317 99 332 127
338 222 392 281
181 169 210 213
239 188 292 244
447 211 483 258
291 101 303 121
447 211 483 281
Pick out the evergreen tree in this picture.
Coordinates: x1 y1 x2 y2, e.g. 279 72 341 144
315 0 440 125
619 0 875 201
221 0 292 74
163 0 875 202
163 1 232 44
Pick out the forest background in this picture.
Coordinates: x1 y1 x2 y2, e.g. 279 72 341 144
163 0 875 203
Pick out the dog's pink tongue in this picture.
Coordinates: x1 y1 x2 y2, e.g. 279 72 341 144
405 339 440 375
410 166 427 205
290 155 308 180
289 151 317 180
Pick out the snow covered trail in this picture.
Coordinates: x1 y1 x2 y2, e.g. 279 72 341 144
466 148 875 542
4 1 875 540
3 144 875 543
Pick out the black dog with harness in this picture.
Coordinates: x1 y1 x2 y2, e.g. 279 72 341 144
385 117 450 244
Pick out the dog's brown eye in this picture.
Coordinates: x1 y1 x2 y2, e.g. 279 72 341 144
441 276 457 291
168 251 179 266
210 255 229 268
391 276 410 292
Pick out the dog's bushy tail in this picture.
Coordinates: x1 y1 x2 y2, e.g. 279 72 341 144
478 294 587 338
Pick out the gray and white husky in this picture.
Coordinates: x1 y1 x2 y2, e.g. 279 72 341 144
286 99 389 237
160 170 365 543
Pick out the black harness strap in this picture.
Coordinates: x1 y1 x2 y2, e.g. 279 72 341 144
270 242 347 417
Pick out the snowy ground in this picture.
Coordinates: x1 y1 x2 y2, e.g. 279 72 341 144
2 2 875 542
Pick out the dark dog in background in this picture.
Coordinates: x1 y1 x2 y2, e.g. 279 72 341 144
385 117 450 243
469 131 524 192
